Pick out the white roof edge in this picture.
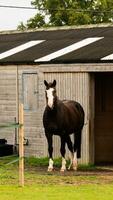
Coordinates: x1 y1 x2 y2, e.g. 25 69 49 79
0 23 113 35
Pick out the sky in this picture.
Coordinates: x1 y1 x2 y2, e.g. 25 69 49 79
0 0 37 31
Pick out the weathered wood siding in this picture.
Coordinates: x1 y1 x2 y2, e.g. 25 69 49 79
0 65 92 164
43 72 90 164
18 66 45 157
0 65 45 158
0 66 16 144
2 64 113 164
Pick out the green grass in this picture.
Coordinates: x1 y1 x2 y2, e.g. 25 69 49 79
0 155 96 169
0 185 113 200
25 156 66 168
25 156 96 170
0 156 113 200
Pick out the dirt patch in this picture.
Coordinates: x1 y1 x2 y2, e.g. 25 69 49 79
25 166 113 185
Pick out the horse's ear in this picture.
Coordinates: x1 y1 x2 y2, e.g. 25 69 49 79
52 80 56 87
44 80 48 87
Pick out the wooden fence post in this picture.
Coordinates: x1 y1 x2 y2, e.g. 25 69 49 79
19 103 24 187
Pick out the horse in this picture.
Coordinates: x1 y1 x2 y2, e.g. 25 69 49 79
43 80 85 172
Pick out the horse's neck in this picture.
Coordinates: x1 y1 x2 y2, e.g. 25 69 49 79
46 97 61 113
54 97 62 108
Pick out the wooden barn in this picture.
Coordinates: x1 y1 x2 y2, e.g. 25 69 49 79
0 25 113 165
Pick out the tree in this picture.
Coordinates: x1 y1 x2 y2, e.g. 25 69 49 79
17 14 45 30
17 0 113 30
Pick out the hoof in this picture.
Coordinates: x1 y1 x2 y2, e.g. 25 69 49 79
73 166 77 171
72 160 78 171
47 167 54 172
60 168 66 172
68 164 72 170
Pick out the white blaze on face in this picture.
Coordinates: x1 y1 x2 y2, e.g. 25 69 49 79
46 88 54 108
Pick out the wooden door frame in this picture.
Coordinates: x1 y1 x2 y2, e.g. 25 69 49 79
89 73 95 164
94 72 113 164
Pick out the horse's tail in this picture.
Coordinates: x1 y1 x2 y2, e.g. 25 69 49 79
74 130 82 158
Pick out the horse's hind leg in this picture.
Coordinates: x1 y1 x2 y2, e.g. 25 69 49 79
66 135 74 170
76 131 82 159
60 136 66 172
73 131 82 170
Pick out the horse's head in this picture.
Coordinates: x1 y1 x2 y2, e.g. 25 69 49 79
44 80 57 109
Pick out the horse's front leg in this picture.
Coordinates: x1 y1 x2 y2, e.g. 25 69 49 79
46 133 54 172
60 136 66 172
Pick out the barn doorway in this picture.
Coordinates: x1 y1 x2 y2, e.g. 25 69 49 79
95 72 113 164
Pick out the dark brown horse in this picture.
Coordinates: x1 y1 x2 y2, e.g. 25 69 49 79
43 80 84 171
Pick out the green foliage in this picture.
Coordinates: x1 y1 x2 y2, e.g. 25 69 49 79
25 157 96 170
17 14 45 30
25 157 49 167
0 155 18 166
18 0 113 30
78 163 96 170
26 14 45 29
25 157 65 167
0 155 96 170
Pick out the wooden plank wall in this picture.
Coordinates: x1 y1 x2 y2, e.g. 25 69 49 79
0 66 16 144
0 65 45 157
0 65 46 158
18 66 45 157
0 65 91 164
43 72 90 164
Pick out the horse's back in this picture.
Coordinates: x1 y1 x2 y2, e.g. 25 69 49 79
62 100 84 129
43 99 84 134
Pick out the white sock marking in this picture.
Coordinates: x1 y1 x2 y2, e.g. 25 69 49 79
68 152 74 170
72 152 77 170
61 157 66 171
48 158 54 171
73 152 77 161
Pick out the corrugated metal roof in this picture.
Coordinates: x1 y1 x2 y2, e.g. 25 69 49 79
0 26 113 64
